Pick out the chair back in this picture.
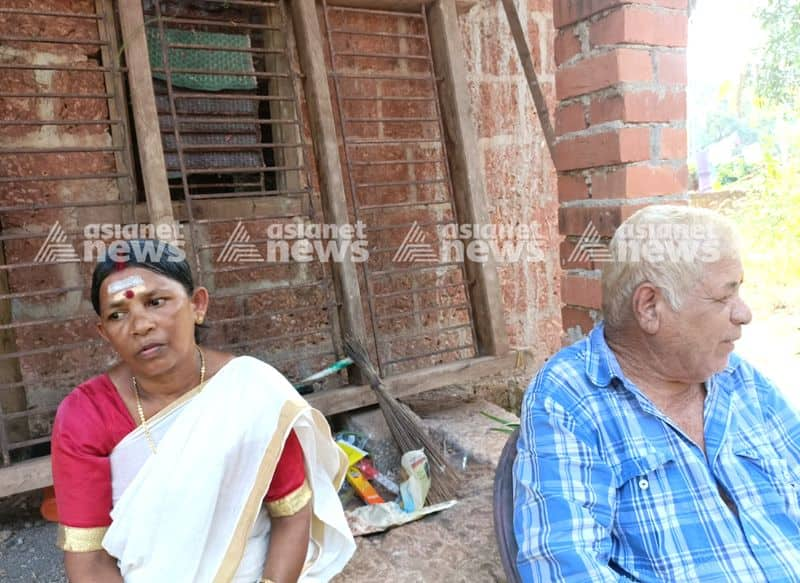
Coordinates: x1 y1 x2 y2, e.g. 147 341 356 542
493 427 523 583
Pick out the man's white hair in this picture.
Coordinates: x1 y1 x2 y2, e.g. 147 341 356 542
601 205 740 328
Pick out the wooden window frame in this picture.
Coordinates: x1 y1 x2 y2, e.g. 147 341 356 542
0 0 498 497
122 0 508 404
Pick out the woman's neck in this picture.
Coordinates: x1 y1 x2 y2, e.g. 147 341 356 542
132 348 202 402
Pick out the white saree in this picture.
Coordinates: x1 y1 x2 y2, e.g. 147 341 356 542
102 356 355 583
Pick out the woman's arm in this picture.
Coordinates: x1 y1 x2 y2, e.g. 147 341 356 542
64 549 124 583
262 501 312 583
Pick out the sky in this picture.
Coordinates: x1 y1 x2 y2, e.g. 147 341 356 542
688 0 764 86
687 0 766 156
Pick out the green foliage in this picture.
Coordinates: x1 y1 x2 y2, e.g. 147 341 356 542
692 79 772 158
480 411 519 434
754 0 800 108
715 158 759 187
718 131 800 314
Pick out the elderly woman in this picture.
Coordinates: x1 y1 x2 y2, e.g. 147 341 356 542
51 240 354 582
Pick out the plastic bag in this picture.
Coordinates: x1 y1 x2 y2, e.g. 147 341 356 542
398 449 430 512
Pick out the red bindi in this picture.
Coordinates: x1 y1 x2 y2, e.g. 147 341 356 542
124 289 135 299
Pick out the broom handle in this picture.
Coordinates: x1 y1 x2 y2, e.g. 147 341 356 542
293 357 353 387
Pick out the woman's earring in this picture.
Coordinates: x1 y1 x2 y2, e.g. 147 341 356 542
196 314 204 325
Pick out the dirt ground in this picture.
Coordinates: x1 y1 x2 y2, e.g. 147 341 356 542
0 466 505 583
0 496 65 582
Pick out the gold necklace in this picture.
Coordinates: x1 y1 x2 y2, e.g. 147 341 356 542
131 346 206 454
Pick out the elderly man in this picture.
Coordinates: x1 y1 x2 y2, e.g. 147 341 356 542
514 205 800 582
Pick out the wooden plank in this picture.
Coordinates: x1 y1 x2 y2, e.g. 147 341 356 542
500 0 556 163
96 0 137 225
427 0 509 357
325 0 479 12
0 456 51 498
308 351 523 415
117 1 174 228
290 0 369 376
263 4 303 199
0 241 27 462
325 0 429 11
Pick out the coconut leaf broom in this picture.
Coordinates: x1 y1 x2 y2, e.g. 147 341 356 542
344 336 459 504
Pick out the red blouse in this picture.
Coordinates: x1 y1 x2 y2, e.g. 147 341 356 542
51 374 306 528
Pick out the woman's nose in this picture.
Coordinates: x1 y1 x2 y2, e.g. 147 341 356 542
130 306 155 334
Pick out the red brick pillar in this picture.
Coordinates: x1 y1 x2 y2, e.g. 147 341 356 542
553 0 689 339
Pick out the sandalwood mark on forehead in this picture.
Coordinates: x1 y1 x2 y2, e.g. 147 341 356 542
106 275 147 307
108 275 145 295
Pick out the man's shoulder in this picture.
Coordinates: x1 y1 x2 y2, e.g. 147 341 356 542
718 352 785 405
526 337 596 404
537 339 589 377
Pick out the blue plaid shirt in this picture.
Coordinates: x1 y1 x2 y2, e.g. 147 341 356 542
514 323 800 582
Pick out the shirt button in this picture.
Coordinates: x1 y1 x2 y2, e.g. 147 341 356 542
751 537 760 546
638 478 649 490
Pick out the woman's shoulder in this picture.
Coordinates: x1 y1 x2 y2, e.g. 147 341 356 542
54 374 131 436
58 374 117 412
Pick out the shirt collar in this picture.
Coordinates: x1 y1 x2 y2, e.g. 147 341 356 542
584 321 744 390
585 322 625 388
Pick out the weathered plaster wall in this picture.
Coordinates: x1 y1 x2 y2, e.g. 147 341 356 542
458 0 564 362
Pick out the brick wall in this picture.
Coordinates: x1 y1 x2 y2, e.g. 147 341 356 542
458 0 563 360
0 0 125 438
553 0 689 339
0 0 689 435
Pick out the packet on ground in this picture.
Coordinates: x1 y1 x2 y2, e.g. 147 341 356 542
345 500 458 536
398 449 431 512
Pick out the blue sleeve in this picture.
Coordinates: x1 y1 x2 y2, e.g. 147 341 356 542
748 362 800 465
513 372 621 583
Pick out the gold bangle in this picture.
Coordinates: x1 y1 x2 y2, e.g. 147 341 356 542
259 578 276 583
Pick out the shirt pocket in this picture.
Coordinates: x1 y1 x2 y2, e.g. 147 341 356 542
732 446 800 520
612 451 676 548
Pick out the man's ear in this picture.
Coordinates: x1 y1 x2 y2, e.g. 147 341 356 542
631 282 661 334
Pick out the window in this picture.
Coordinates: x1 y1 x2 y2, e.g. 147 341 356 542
0 1 138 465
137 0 342 384
0 0 504 487
322 4 478 376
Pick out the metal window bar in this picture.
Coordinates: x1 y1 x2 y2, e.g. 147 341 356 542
327 28 428 40
187 188 311 200
1 63 128 72
143 0 343 389
0 92 117 99
322 2 478 377
0 2 139 466
0 8 101 20
0 35 110 46
0 120 124 126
